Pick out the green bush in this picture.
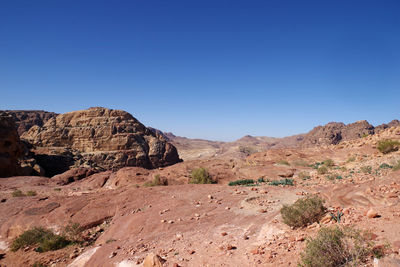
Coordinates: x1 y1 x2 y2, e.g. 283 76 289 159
317 166 328 175
299 226 374 267
11 227 70 252
257 177 265 183
12 190 25 197
377 139 400 154
189 168 215 184
144 174 168 187
280 196 326 228
35 235 70 253
360 165 372 174
228 179 254 186
379 163 392 169
269 178 294 186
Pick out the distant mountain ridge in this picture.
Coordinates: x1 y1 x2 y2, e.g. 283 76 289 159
2 109 399 161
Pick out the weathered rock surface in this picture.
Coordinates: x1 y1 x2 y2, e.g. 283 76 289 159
0 112 24 177
52 167 98 185
301 120 375 147
22 107 181 174
3 110 57 135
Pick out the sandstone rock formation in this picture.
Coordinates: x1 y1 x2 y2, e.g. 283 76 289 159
3 110 57 135
0 112 45 177
301 120 375 147
0 112 24 177
22 107 181 175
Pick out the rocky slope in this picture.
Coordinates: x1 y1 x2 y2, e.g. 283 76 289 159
21 107 181 175
3 110 57 136
1 126 400 266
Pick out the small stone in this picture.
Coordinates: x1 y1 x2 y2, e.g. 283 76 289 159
176 233 183 239
143 253 165 267
109 251 117 258
208 195 213 199
188 250 195 254
221 232 228 236
367 209 379 218
250 248 259 254
226 245 237 250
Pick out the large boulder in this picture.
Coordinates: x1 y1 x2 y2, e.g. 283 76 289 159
0 112 24 177
22 107 181 174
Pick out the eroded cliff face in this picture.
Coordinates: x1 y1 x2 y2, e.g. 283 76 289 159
3 110 57 135
0 112 24 177
21 107 181 174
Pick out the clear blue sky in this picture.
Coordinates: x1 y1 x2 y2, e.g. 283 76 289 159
1 1 399 141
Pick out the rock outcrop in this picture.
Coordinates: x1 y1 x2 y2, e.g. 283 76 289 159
375 120 400 132
301 120 375 147
3 110 57 135
22 107 181 175
0 112 24 177
0 112 45 177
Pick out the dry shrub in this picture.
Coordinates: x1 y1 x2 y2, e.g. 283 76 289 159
377 139 400 154
189 168 215 184
280 196 326 228
299 226 376 267
144 174 168 187
317 166 328 175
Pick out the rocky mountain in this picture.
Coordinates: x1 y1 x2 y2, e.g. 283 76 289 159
300 120 375 147
3 110 57 135
21 107 181 176
151 119 399 160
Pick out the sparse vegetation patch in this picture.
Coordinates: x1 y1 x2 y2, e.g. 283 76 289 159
298 171 311 180
393 160 400 171
189 168 215 184
360 165 372 174
280 196 326 228
379 163 392 169
277 160 290 166
299 226 376 267
144 174 168 187
12 190 25 197
228 179 254 186
317 166 328 175
377 139 400 154
323 159 334 167
269 178 294 186
11 227 70 252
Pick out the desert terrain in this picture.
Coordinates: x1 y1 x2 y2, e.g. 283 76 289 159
1 108 400 267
